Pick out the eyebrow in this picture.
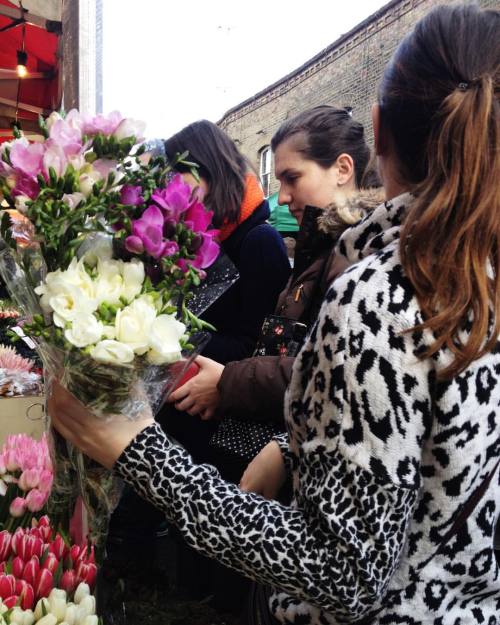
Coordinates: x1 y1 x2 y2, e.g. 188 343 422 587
275 168 298 181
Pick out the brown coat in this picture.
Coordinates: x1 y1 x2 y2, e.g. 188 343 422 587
217 189 384 423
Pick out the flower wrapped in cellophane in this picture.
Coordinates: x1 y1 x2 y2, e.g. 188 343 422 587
0 110 237 557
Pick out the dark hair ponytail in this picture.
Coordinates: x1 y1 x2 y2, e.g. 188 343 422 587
379 4 500 378
271 105 376 188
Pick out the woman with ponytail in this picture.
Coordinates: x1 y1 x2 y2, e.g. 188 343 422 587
50 5 499 624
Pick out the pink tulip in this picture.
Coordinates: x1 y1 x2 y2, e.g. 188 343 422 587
9 496 27 518
50 534 66 560
41 552 59 575
20 582 34 610
34 568 53 598
0 531 12 561
3 595 19 609
22 556 39 586
25 488 47 513
60 569 77 594
18 468 40 491
0 574 15 599
37 470 54 494
4 449 19 472
12 556 24 578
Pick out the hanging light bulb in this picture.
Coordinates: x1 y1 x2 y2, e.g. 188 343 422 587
16 50 28 78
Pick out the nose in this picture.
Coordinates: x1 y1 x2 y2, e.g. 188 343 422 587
278 185 291 206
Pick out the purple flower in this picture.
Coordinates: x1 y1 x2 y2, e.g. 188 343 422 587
9 140 44 178
161 240 179 257
183 200 213 233
127 205 165 259
192 231 220 269
81 111 124 136
152 175 191 221
49 118 82 155
120 185 143 206
124 235 144 254
13 173 40 199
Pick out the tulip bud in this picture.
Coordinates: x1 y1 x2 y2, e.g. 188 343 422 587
9 497 27 518
18 469 40 492
20 582 34 611
41 552 59 575
33 615 57 625
60 570 77 595
22 609 35 625
34 568 53 598
78 594 95 617
69 545 81 563
49 534 66 560
22 556 39 586
3 594 19 608
0 574 15 599
64 603 77 625
48 592 67 622
25 489 47 513
83 563 97 589
15 578 26 595
73 582 89 604
81 616 98 625
9 607 25 625
37 471 53 495
0 532 11 561
12 556 24 578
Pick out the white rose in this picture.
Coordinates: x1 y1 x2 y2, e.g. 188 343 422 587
115 296 157 354
64 312 103 348
90 340 134 365
73 583 90 605
62 192 85 210
147 314 186 365
14 194 31 214
113 118 146 142
121 259 145 303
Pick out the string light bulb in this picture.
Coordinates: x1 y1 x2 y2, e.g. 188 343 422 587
16 50 28 78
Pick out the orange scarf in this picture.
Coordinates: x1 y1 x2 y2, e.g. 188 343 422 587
218 174 265 242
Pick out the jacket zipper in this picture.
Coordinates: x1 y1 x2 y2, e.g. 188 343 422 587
294 284 304 302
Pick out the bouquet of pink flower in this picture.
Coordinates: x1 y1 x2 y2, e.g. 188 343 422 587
0 110 227 552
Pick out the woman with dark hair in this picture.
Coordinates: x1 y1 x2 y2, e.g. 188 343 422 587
50 5 500 623
163 120 290 365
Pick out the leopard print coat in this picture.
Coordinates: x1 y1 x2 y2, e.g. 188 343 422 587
115 193 500 624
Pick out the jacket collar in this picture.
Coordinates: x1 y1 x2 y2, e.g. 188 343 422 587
336 191 414 264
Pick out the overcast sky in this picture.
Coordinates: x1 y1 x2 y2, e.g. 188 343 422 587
103 0 387 140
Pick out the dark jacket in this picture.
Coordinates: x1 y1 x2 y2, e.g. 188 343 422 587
217 189 384 421
201 201 290 365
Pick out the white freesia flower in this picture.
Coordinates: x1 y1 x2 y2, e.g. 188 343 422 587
94 259 124 306
81 237 113 267
147 314 186 365
115 295 157 354
78 169 102 198
121 259 145 302
14 194 30 214
113 118 146 142
62 192 85 210
90 339 134 365
102 325 116 339
65 313 103 348
74 583 90 605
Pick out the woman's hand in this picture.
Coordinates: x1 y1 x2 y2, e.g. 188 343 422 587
239 441 286 500
48 381 154 470
167 355 224 420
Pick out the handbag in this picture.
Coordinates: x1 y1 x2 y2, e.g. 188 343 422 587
209 316 308 463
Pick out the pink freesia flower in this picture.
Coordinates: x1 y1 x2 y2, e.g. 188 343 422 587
192 231 220 269
9 140 44 178
12 172 40 199
82 110 123 136
120 185 143 206
49 118 82 155
162 240 179 257
183 199 213 233
25 488 47 512
127 205 165 259
42 142 68 178
152 175 191 220
9 497 27 518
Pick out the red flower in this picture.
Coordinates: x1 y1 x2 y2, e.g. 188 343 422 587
12 555 24 578
0 531 11 561
49 534 66 560
3 594 19 609
41 552 59 575
34 568 53 598
60 569 77 594
22 556 39 586
20 582 34 610
0 574 15 599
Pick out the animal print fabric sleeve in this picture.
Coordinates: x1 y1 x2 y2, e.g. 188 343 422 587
114 254 421 622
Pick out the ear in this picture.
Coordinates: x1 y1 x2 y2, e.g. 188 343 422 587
372 103 388 156
335 153 355 187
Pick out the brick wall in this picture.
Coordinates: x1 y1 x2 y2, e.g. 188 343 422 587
219 0 498 198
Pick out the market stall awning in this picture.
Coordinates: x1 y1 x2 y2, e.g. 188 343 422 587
268 191 299 233
0 0 62 141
